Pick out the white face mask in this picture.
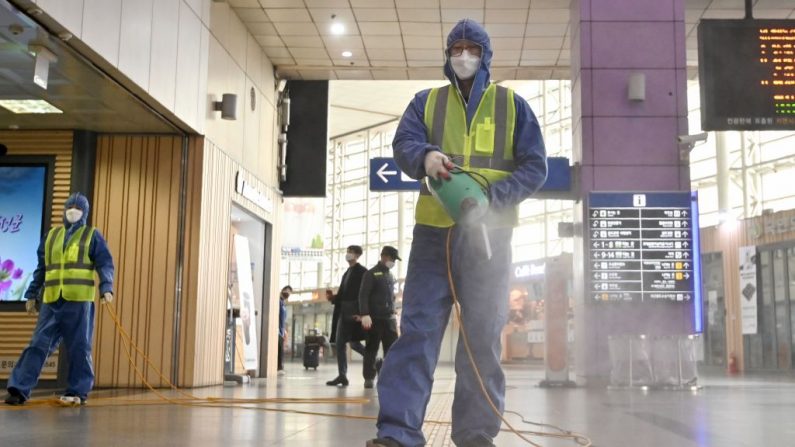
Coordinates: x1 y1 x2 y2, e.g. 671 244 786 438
345 253 355 262
450 50 480 81
385 260 395 269
65 209 83 224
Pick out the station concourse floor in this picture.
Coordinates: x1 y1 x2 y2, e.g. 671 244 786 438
1 360 793 447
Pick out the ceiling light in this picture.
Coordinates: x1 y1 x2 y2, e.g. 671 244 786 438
331 23 345 35
341 51 352 58
0 99 62 114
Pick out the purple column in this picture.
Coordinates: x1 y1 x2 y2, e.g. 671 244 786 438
570 0 691 383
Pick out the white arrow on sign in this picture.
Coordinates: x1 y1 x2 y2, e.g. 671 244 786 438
377 163 398 183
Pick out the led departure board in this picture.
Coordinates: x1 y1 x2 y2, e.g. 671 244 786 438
588 192 702 310
698 19 795 131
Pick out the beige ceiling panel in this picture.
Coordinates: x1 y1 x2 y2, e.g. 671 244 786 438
294 58 334 66
524 22 567 37
484 23 525 37
323 35 366 49
516 68 553 79
335 69 374 80
305 0 349 6
523 37 563 49
700 9 744 19
246 22 278 34
300 69 337 79
396 0 440 7
490 37 524 50
752 9 794 18
353 8 399 22
366 48 406 59
403 36 444 50
408 68 445 79
398 8 441 22
234 8 270 22
406 48 443 61
407 59 442 67
521 49 560 60
290 47 330 59
401 22 443 37
485 9 529 24
487 0 530 8
491 68 517 80
441 9 484 23
490 49 520 61
527 9 570 23
440 0 484 7
228 0 259 7
372 69 409 80
531 0 571 8
310 8 357 26
255 35 284 47
551 69 571 79
362 35 405 48
351 0 395 6
281 34 325 47
264 46 293 58
359 21 402 35
270 57 296 65
370 60 409 67
266 8 312 22
273 22 319 35
258 0 297 7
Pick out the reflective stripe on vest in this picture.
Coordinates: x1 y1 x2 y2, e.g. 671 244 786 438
43 226 96 303
417 84 518 228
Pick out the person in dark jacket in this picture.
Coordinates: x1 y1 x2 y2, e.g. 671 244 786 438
359 246 400 389
368 19 547 447
326 245 367 387
4 193 115 406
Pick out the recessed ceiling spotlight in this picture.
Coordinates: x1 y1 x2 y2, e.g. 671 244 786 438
342 51 352 58
331 22 345 35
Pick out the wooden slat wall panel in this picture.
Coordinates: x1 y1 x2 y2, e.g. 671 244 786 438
0 130 73 380
177 137 203 387
700 208 795 371
179 139 281 387
92 135 183 387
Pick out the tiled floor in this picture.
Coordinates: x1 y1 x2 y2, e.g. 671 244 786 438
1 360 794 446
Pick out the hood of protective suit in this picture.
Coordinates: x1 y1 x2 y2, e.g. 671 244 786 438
443 19 492 119
63 192 90 229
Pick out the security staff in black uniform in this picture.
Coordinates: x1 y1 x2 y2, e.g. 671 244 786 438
359 246 401 389
326 245 367 387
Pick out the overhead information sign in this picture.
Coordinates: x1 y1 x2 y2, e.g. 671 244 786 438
369 157 421 192
698 19 795 131
588 192 702 310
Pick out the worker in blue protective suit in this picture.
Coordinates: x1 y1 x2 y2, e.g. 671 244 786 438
367 19 547 447
4 192 115 406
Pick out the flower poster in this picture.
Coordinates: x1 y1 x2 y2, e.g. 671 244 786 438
0 166 46 302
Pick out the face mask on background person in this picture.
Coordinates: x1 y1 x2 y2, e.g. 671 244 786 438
450 49 480 80
385 260 395 269
345 253 355 262
65 209 83 224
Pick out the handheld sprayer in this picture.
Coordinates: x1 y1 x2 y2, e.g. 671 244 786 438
426 165 493 259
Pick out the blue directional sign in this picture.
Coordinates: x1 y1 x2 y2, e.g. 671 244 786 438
369 157 421 191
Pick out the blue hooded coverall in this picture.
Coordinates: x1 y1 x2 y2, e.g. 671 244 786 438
7 193 115 402
375 20 548 447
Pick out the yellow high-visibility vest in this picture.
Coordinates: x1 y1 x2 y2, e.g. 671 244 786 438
416 84 518 228
43 226 96 303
